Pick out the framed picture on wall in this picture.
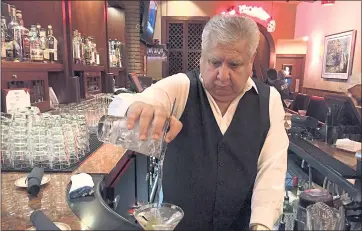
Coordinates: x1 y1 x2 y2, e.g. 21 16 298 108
322 30 357 80
282 64 293 77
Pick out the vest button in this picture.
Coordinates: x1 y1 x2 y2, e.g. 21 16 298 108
219 162 224 167
218 180 224 186
219 144 225 151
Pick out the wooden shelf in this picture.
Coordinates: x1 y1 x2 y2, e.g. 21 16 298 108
1 61 64 72
109 67 125 73
73 64 105 72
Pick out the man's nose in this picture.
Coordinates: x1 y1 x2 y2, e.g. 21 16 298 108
217 64 230 81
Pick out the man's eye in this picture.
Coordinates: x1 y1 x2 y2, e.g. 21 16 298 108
209 60 221 67
229 63 240 68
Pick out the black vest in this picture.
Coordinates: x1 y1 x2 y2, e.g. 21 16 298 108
163 70 270 230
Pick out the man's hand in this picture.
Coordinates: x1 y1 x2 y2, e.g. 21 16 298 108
126 101 183 143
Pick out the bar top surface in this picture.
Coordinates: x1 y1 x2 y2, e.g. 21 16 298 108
1 144 126 230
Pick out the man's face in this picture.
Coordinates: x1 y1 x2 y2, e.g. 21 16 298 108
200 40 255 103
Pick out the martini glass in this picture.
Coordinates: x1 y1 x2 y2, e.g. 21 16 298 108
284 99 293 108
134 203 184 230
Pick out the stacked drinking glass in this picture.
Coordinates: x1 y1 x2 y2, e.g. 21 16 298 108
0 93 113 170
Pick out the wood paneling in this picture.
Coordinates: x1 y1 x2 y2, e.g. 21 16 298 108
276 54 306 93
302 87 344 98
70 0 107 67
107 6 126 43
254 31 270 81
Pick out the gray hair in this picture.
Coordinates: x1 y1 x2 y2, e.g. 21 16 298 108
278 70 286 80
201 15 260 58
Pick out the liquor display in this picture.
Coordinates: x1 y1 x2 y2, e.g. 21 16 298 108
108 39 122 68
1 16 6 58
72 29 100 66
2 4 58 63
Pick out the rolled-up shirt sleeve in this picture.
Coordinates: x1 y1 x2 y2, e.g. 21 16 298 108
108 73 190 119
250 87 289 229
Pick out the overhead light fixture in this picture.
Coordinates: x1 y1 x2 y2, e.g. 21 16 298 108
302 36 309 41
321 0 335 6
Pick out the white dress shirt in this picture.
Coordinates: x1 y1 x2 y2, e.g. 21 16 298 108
108 73 289 230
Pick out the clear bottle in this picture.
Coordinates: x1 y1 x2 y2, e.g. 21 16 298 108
1 16 7 60
89 36 95 65
39 28 46 62
6 5 21 61
118 41 123 68
29 25 37 61
84 36 91 65
15 10 30 61
108 39 113 67
46 25 57 63
82 35 87 65
94 43 100 65
114 39 119 67
36 23 41 38
78 32 84 64
29 25 42 62
72 30 80 64
111 40 117 67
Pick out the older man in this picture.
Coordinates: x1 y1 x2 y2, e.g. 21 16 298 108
109 15 288 230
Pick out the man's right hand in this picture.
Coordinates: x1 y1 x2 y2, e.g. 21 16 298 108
126 101 183 143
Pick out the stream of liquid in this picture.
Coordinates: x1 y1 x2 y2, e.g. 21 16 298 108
154 149 166 206
153 99 176 207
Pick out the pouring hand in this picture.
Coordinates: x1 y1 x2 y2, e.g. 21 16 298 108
126 101 183 143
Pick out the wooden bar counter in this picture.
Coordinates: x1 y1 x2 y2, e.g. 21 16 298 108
1 144 126 230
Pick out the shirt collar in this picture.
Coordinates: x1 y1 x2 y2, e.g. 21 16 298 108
198 74 259 95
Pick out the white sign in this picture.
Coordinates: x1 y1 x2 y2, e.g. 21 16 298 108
3 88 31 112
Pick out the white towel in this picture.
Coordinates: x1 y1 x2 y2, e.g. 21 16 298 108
69 173 94 199
335 138 361 153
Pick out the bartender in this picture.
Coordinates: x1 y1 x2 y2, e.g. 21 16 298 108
109 15 288 230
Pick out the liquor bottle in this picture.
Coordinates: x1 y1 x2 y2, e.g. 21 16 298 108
15 10 30 61
84 36 91 65
115 39 120 67
111 40 117 67
36 23 41 37
72 30 80 64
30 25 42 62
108 39 113 67
1 16 7 59
94 43 100 65
89 36 95 65
78 32 84 64
39 28 46 62
119 41 123 67
6 5 21 61
29 25 37 61
46 25 57 63
82 35 87 65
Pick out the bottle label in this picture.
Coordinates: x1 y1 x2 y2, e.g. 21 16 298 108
43 49 49 60
22 36 30 60
53 39 58 52
91 52 95 64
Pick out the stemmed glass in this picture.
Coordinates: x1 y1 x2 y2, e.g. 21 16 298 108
134 203 184 230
